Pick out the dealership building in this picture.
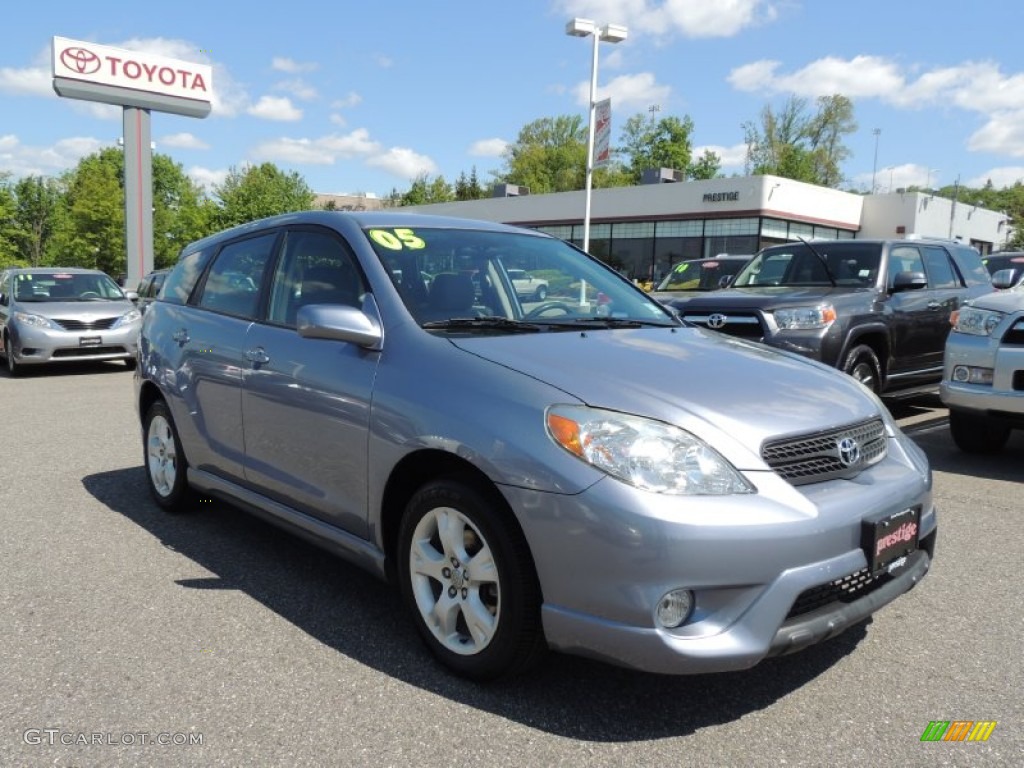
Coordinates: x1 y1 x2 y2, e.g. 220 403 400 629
400 174 1013 283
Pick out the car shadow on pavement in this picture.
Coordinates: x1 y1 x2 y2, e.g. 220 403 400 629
912 427 1024 483
0 360 131 379
83 466 869 742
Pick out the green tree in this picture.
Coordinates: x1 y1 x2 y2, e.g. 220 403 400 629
688 149 722 180
455 167 488 201
151 154 216 268
497 115 588 193
397 173 455 206
0 173 22 268
619 113 695 183
213 162 315 229
52 147 126 273
744 95 857 187
12 176 62 267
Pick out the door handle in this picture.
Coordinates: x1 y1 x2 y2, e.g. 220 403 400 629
927 301 942 309
244 347 271 365
172 329 190 345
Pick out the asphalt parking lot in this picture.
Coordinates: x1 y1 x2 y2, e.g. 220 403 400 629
1 364 1021 767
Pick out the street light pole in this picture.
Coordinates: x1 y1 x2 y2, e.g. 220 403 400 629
566 18 627 255
871 128 880 193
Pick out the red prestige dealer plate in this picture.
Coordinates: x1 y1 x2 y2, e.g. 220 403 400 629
862 507 920 576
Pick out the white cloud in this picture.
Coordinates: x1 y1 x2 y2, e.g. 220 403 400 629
968 110 1024 158
188 165 228 192
160 132 210 150
966 166 1024 189
329 114 347 127
366 147 437 180
250 129 381 167
0 65 53 97
375 54 394 69
693 142 748 169
331 92 363 109
573 71 671 110
469 138 508 157
0 135 108 178
556 0 776 38
272 57 318 73
273 78 318 101
728 56 905 99
247 96 303 121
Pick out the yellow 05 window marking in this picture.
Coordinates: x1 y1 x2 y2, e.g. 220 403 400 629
368 228 426 250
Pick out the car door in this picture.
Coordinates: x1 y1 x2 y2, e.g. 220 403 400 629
240 227 379 538
920 245 964 368
884 245 936 379
176 231 278 483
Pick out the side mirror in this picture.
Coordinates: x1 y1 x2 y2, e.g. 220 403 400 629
125 290 139 302
297 302 382 350
991 268 1019 290
891 271 928 292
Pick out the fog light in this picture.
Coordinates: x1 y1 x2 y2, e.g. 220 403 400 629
656 589 694 628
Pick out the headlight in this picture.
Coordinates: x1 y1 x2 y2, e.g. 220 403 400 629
114 308 142 327
545 405 754 495
773 305 836 330
13 311 55 328
951 306 1003 336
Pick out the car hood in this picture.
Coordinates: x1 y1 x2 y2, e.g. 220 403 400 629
967 289 1024 313
682 286 870 309
449 327 882 465
16 300 135 319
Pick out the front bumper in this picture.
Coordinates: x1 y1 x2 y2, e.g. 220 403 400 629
940 332 1024 417
9 322 140 365
505 432 935 674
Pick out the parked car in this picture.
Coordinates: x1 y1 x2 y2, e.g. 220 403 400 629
679 238 992 395
135 268 170 314
982 251 1024 289
136 211 935 680
940 287 1024 452
0 267 141 376
507 268 548 300
649 255 752 311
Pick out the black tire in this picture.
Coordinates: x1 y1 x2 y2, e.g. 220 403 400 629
842 344 882 393
4 335 21 378
124 357 138 371
534 285 548 301
143 400 194 512
949 409 1011 454
397 476 546 680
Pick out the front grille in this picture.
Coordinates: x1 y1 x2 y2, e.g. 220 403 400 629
786 567 891 619
681 311 764 339
762 418 887 485
1001 319 1024 346
52 346 127 358
52 317 119 331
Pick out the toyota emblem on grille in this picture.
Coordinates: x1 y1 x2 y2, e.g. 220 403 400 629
707 313 728 329
837 437 861 467
60 47 101 75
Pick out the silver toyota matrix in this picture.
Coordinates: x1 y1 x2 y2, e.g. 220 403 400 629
135 211 935 680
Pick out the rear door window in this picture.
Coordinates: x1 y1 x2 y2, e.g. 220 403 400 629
198 233 278 319
921 246 959 288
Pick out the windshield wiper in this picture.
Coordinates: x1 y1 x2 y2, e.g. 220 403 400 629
796 236 837 286
559 317 678 328
421 316 542 333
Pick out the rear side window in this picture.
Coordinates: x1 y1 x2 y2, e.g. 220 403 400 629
951 246 991 286
198 233 277 319
163 249 214 305
922 247 959 288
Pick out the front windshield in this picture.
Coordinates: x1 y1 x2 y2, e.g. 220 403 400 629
656 258 747 292
363 226 677 329
13 272 126 302
733 242 882 287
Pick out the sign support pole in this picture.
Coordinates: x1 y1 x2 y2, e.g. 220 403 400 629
123 107 153 288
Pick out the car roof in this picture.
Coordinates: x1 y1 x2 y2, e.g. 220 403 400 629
180 210 547 255
5 267 108 275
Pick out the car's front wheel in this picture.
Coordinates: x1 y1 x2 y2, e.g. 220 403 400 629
143 400 193 512
949 408 1011 454
397 476 545 680
842 345 881 393
534 285 548 301
3 335 21 377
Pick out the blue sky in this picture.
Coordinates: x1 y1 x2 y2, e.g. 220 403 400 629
3 1 1024 199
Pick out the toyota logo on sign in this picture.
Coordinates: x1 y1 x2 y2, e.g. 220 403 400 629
837 437 861 467
60 46 101 75
707 313 728 329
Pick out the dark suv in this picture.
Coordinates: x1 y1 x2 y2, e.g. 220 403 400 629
680 238 992 395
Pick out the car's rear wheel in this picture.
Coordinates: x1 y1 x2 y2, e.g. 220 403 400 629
534 285 548 301
949 408 1010 454
4 335 21 378
842 345 881 393
397 476 545 680
144 400 193 512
